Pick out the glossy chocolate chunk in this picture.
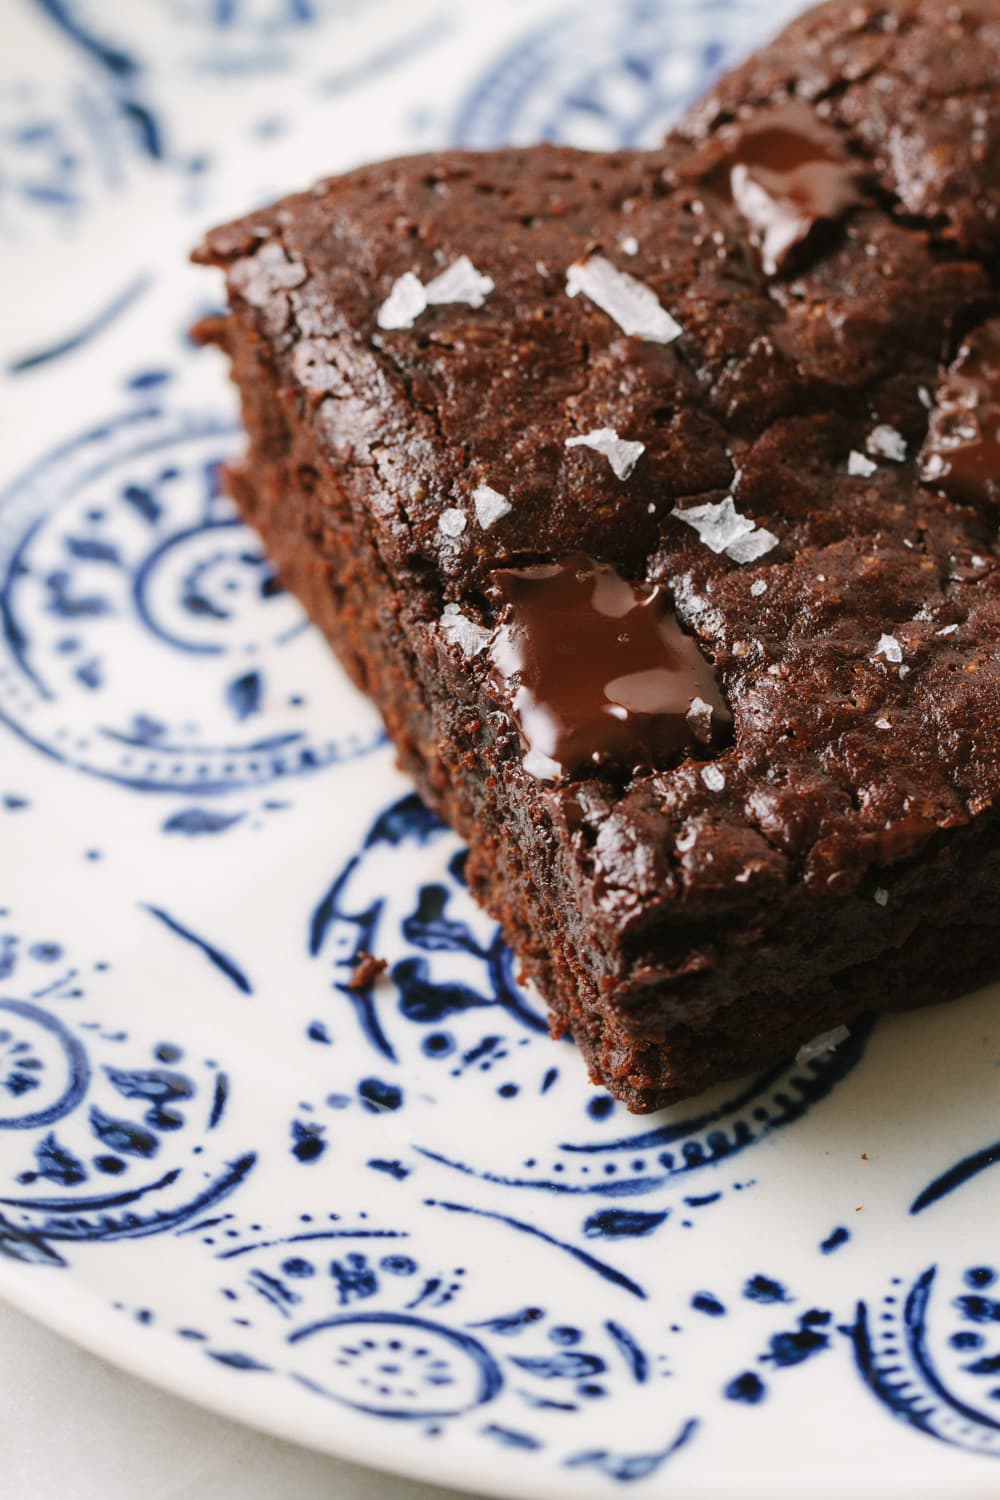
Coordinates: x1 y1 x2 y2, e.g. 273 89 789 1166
921 320 1000 506
694 100 865 275
489 555 732 781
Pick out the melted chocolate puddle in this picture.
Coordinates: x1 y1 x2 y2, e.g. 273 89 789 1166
697 100 866 275
489 554 732 782
921 319 1000 506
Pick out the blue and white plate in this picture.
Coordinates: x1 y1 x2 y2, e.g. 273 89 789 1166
2 3 999 1496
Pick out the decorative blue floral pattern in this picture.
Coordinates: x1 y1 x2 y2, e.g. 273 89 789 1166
1 0 999 1494
451 0 807 151
0 74 141 240
855 1264 1000 1457
0 917 255 1267
0 404 383 792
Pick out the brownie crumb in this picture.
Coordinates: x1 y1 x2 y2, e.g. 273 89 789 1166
348 951 388 990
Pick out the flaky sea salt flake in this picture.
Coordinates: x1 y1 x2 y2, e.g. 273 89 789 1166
875 717 892 730
874 887 889 907
566 255 682 343
867 425 907 463
377 256 493 331
750 578 768 597
686 696 714 743
848 450 877 478
937 623 959 637
701 765 726 792
796 1025 850 1066
377 271 427 330
673 497 755 555
726 526 779 565
438 507 467 539
440 603 490 659
565 426 646 481
425 254 495 309
673 497 777 564
619 234 639 256
472 484 512 530
873 633 904 665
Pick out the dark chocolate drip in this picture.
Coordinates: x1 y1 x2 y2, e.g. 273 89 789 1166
700 101 865 275
921 320 1000 506
489 554 732 782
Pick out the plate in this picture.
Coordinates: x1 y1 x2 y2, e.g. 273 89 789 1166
2 3 999 1496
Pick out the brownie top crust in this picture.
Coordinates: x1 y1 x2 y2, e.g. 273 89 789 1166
195 0 1000 942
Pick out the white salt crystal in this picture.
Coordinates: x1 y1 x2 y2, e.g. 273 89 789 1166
440 603 490 658
424 254 495 309
672 496 778 564
438 507 467 538
726 526 779 565
874 887 889 907
377 271 427 330
937 623 959 637
867 425 908 463
673 496 755 555
472 484 512 530
686 696 714 741
750 578 768 597
918 386 933 410
566 255 682 343
873 633 904 665
676 826 698 853
875 717 892 730
848 450 878 478
619 234 639 256
701 765 726 792
377 256 494 330
565 426 646 481
796 1024 850 1066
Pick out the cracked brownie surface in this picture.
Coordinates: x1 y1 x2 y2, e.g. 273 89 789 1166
195 0 1000 1109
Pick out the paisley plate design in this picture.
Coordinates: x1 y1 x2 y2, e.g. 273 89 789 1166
2 2 1000 1497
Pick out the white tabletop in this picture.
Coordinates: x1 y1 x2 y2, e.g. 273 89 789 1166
0 1301 476 1500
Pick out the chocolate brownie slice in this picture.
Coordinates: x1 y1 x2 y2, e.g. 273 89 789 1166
194 0 1000 1110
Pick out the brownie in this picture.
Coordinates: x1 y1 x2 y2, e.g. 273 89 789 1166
194 0 1000 1111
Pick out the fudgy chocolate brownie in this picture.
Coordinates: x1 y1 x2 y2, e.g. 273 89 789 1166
194 0 1000 1110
